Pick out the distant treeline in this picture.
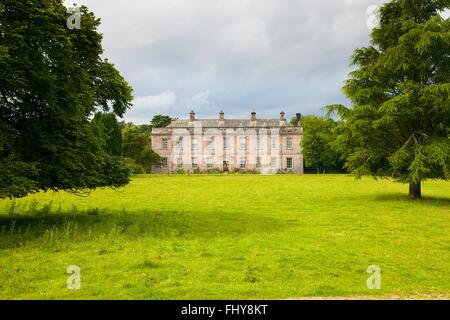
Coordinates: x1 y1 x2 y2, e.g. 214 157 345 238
291 115 347 174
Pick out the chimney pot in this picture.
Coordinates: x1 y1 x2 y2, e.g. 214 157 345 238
296 113 302 126
190 110 195 121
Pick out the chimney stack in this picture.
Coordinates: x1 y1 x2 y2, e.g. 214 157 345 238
219 110 224 121
295 113 302 126
190 110 195 121
280 111 286 121
251 111 256 121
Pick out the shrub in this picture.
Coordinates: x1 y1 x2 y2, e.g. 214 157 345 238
231 168 259 174
122 157 145 174
205 168 222 174
277 169 294 174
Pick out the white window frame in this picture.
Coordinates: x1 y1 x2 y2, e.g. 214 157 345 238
256 156 261 168
161 157 168 168
256 137 261 150
162 138 168 150
239 137 247 151
286 138 293 150
192 157 198 169
271 157 277 169
240 157 246 169
207 138 214 150
206 157 213 169
192 138 199 150
223 137 230 150
271 136 278 149
287 157 293 169
176 137 183 150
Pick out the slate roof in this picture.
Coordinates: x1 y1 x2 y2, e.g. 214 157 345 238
167 119 293 128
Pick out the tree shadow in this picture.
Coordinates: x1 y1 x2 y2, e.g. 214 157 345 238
371 193 450 206
0 205 283 249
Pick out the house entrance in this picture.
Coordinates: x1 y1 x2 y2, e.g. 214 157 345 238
223 161 229 173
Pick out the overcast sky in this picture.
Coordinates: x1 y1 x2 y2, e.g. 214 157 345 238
66 0 393 123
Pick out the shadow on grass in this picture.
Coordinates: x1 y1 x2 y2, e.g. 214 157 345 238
371 193 450 206
0 202 282 249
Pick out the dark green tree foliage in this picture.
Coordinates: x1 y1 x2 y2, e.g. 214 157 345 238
0 0 133 198
136 124 152 137
92 112 122 156
122 124 161 173
328 0 450 199
132 116 171 138
302 115 344 173
150 115 172 129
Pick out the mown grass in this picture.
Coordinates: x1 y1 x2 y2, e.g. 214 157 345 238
0 174 449 299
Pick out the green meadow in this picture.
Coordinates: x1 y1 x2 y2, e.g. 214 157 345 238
0 174 449 299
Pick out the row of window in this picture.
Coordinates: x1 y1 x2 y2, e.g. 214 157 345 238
161 137 294 150
160 157 294 170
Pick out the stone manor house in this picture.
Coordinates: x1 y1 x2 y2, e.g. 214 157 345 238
151 111 304 174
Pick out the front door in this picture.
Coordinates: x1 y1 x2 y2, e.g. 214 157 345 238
223 161 229 173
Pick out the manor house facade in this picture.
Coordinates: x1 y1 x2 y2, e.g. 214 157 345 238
151 111 303 174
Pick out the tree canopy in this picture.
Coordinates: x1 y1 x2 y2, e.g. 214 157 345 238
150 115 172 129
92 112 123 156
121 124 161 173
328 0 450 199
0 0 133 198
301 115 344 173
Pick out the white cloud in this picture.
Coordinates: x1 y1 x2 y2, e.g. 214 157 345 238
126 90 220 123
178 91 217 114
66 0 392 121
125 91 176 124
133 91 176 110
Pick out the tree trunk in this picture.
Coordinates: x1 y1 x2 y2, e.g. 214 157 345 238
409 181 422 200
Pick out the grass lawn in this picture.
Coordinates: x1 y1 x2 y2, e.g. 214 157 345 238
0 174 449 299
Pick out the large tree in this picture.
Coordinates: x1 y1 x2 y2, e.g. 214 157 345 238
0 0 133 198
328 0 450 199
92 112 123 156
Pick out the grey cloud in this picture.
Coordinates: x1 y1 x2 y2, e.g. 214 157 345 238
66 0 389 124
